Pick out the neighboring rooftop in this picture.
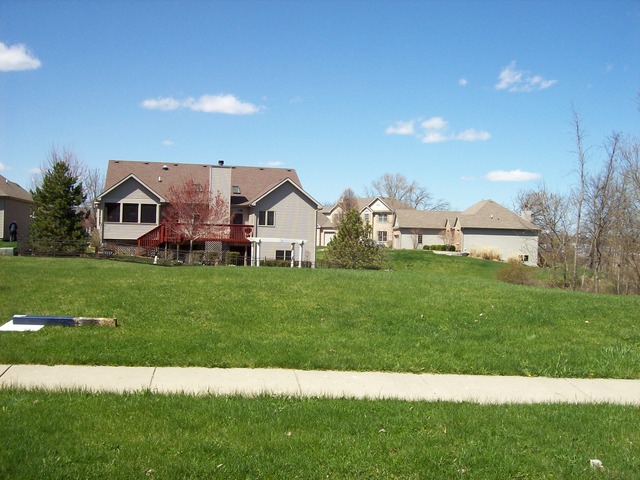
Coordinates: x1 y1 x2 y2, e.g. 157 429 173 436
0 175 33 203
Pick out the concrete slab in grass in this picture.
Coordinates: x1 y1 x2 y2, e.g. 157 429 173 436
150 367 302 396
565 378 640 405
294 370 429 401
0 365 154 393
415 374 594 404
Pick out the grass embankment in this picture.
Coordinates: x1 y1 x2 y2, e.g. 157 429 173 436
0 251 638 378
1 388 638 479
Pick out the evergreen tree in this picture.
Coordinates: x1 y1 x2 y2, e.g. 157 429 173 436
324 209 384 269
30 161 86 244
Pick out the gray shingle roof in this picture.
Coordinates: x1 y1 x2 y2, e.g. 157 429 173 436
102 160 302 205
0 175 33 202
456 200 538 230
394 209 458 229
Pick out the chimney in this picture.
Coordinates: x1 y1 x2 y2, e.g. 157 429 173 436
218 160 224 167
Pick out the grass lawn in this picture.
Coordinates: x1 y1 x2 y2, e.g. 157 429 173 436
1 388 638 479
1 251 638 378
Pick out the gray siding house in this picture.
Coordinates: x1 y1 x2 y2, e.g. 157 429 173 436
0 175 33 242
96 160 320 265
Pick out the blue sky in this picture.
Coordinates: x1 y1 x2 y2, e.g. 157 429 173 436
1 0 638 210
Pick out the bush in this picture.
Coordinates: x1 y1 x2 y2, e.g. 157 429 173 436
497 259 537 286
470 248 501 261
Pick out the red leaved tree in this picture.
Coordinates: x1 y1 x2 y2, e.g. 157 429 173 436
162 178 229 263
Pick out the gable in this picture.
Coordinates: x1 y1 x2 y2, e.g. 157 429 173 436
101 176 162 203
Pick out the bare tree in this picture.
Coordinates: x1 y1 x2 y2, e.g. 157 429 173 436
515 187 572 282
365 173 449 210
571 108 588 290
162 178 230 263
338 187 358 212
584 133 620 293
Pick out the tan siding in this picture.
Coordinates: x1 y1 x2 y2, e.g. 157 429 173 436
103 178 161 203
1 198 33 241
463 229 538 265
103 223 158 241
253 182 317 263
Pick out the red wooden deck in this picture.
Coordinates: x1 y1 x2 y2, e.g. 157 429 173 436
138 223 253 250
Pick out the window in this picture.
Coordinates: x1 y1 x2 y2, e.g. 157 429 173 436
140 204 157 223
232 185 241 194
364 213 370 223
258 210 275 226
122 204 139 223
105 203 120 222
378 213 388 223
520 254 529 262
276 250 292 261
417 234 423 244
378 231 387 242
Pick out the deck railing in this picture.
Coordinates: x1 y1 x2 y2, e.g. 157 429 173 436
138 223 253 250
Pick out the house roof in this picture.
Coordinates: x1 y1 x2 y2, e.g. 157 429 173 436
248 177 321 209
329 196 414 214
455 200 538 231
317 211 335 229
101 160 304 205
0 175 33 202
394 209 458 229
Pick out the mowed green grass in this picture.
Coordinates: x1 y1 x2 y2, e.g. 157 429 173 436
0 252 638 378
1 388 638 479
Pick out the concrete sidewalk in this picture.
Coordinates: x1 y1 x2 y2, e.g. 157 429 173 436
1 364 638 405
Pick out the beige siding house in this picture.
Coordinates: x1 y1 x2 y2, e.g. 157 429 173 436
392 210 457 249
0 175 33 242
452 200 539 266
392 200 539 266
317 197 412 247
96 160 320 265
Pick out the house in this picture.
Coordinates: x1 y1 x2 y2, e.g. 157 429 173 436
392 200 539 266
451 200 539 266
317 197 413 247
392 210 457 249
95 160 321 265
0 175 33 242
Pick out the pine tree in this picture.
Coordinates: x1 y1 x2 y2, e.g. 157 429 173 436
324 209 384 269
30 161 86 246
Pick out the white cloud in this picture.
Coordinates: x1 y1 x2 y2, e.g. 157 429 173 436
495 61 557 92
162 140 175 146
142 94 261 115
385 120 415 135
485 169 541 182
456 129 491 142
0 162 10 171
0 42 41 72
141 97 181 111
422 131 449 144
266 161 284 167
388 116 490 144
458 78 468 86
421 117 448 131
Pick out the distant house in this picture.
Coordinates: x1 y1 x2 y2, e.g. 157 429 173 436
95 160 321 265
450 200 539 266
392 200 539 266
317 197 413 247
392 210 457 250
320 195 538 265
0 175 33 242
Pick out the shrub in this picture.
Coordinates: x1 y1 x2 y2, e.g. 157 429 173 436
470 248 501 261
497 259 537 285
